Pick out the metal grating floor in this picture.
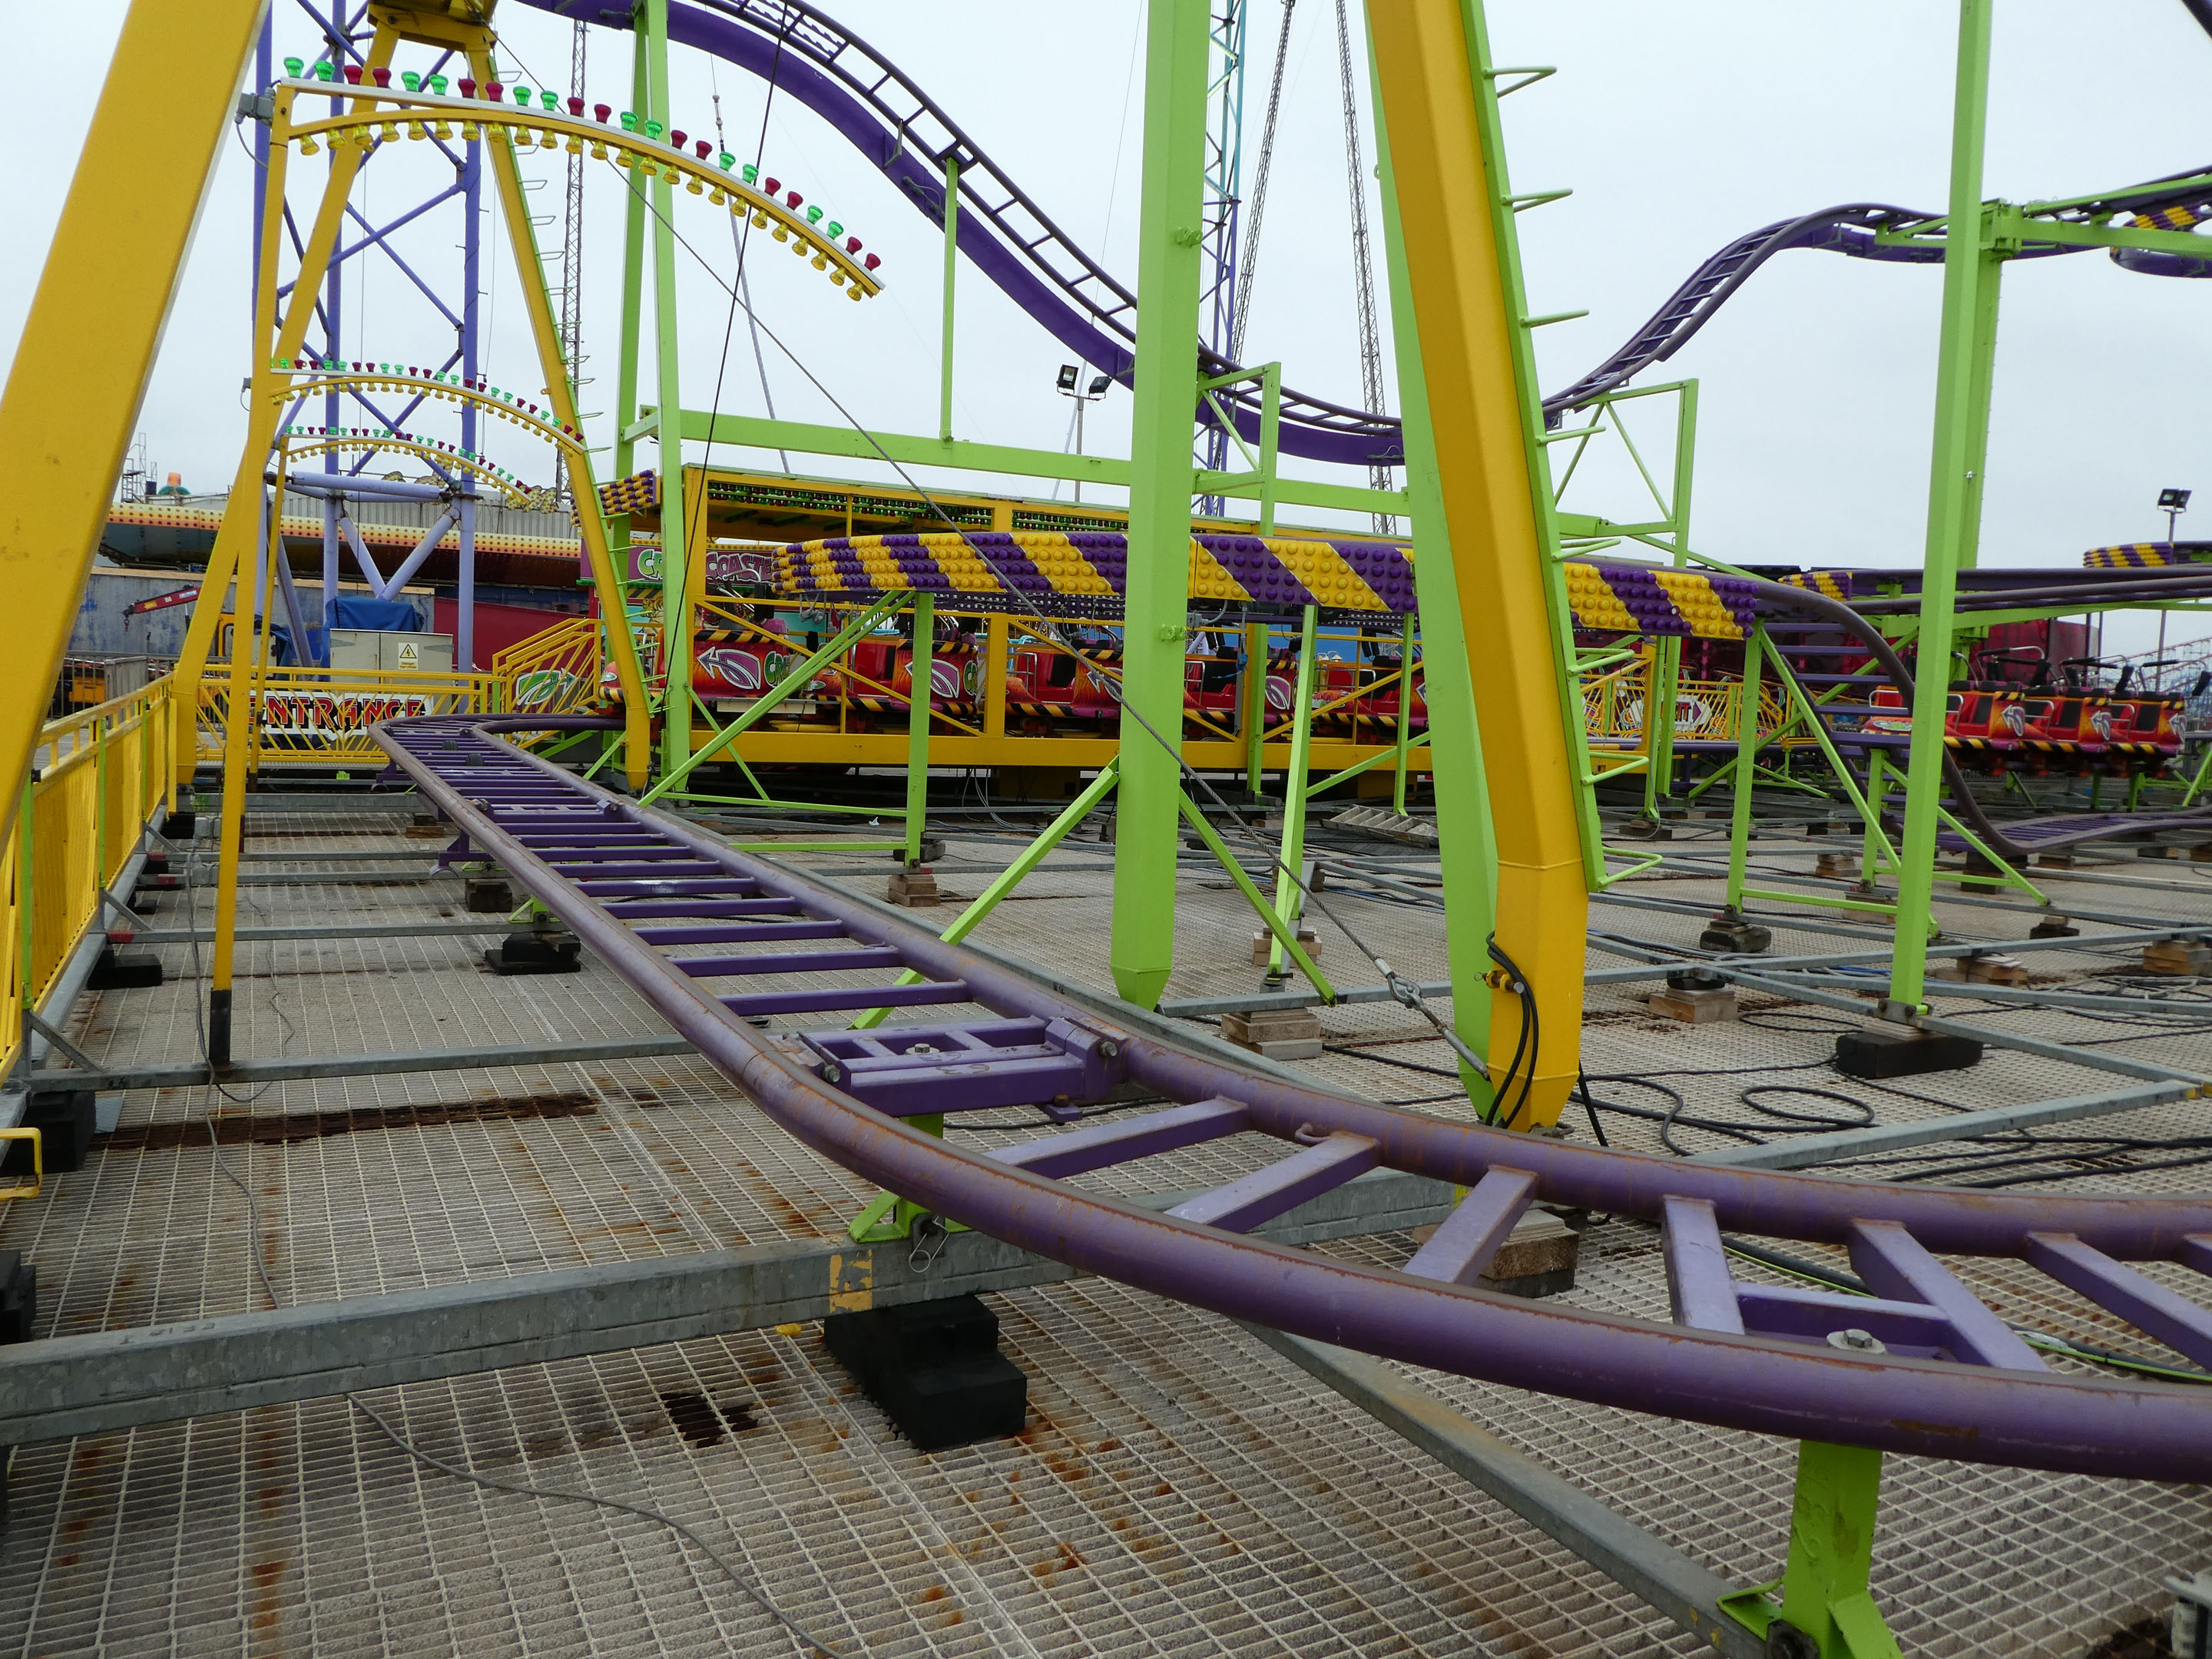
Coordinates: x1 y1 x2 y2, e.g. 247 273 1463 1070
2 810 2208 1656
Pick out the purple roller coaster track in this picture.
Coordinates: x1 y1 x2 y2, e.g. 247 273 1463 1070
520 0 2212 462
379 713 2212 1482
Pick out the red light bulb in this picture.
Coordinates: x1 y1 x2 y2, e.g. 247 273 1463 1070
370 65 391 88
343 65 363 85
593 103 611 122
458 78 476 98
568 96 584 117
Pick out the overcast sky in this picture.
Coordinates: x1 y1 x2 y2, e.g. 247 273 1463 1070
5 1 2210 654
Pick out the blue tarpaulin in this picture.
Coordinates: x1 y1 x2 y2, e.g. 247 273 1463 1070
273 596 424 665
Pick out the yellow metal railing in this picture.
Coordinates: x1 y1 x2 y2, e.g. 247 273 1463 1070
196 664 503 769
494 615 604 720
1583 662 1804 750
5 674 179 1081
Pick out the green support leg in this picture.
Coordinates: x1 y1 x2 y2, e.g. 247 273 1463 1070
850 763 1124 1031
1108 0 1210 1010
640 596 899 805
1862 750 1890 884
1721 1442 1901 1659
1653 638 1683 803
905 594 934 866
641 0 692 780
1243 619 1268 795
1391 623 1416 816
1177 793 1333 996
1267 606 1320 979
1725 629 1764 913
2185 740 2212 806
939 157 958 444
608 31 651 661
1889 0 1993 1012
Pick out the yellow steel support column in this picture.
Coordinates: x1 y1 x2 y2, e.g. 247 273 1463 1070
1369 0 1586 1124
209 481 283 1064
469 37 653 789
171 28 399 786
983 614 1010 740
0 0 267 818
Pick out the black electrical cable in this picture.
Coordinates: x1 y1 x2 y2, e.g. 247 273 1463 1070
1574 1070 1609 1147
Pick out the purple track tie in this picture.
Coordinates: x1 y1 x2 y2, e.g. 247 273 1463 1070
1849 1220 2046 1370
2028 1233 2212 1369
992 1098 1251 1180
1663 1196 1745 1334
1167 1131 1380 1233
718 981 971 1018
677 945 904 978
1402 1167 1538 1286
632 921 846 945
1734 1284 1952 1355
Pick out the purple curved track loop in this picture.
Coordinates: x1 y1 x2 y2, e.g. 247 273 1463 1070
516 0 2212 465
382 714 2212 1481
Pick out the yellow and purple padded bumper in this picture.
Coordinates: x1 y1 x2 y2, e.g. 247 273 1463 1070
2084 543 2182 569
1561 561 1767 641
772 531 1419 619
597 469 661 517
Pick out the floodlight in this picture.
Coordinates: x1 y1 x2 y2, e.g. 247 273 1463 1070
1055 364 1080 391
1088 374 1111 396
2161 487 2193 511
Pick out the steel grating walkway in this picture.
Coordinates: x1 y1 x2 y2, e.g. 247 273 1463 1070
2 783 2210 1654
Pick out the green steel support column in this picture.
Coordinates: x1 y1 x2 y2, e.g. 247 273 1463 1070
1955 253 2003 573
1721 1442 1900 1658
1109 0 1211 1008
1368 26 1495 1096
1267 605 1320 978
905 595 934 866
939 159 958 444
639 594 899 804
1242 619 1268 793
2184 739 2212 806
641 0 693 777
1647 380 1698 810
610 33 651 613
1726 628 1764 912
1391 620 1416 816
1862 749 1889 881
1647 637 1681 807
851 762 1125 1031
1890 0 1993 1012
1177 793 1333 995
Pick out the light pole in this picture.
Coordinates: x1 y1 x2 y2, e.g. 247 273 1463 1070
2157 489 2192 690
1056 363 1111 502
